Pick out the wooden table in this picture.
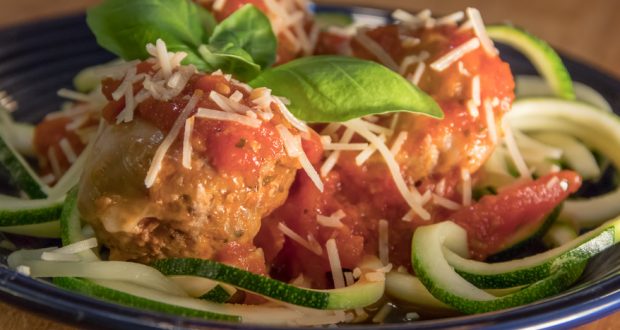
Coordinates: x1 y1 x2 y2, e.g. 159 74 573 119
0 0 618 329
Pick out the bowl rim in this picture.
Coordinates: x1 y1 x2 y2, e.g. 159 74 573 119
0 5 619 330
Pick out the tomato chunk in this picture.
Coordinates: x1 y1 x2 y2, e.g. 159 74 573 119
451 171 582 259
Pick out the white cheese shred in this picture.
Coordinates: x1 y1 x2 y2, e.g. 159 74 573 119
354 29 399 72
409 62 426 86
57 88 95 103
432 193 462 210
317 210 346 228
144 93 201 188
502 120 532 180
278 222 323 256
47 147 62 179
58 138 77 164
196 108 262 128
326 238 345 289
430 38 480 72
344 119 428 219
484 99 499 144
182 116 195 169
461 168 472 206
466 7 498 56
390 132 408 156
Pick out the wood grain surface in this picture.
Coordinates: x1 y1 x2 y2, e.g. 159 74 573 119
0 0 618 329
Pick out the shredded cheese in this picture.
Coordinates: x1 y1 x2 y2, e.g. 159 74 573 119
326 238 345 288
355 134 385 166
344 119 428 219
317 210 346 228
390 131 408 156
278 222 322 255
502 120 532 180
144 93 201 188
354 29 399 72
47 147 62 179
409 62 426 86
484 99 499 144
436 11 465 26
58 138 77 164
461 168 472 206
57 89 96 103
466 99 480 118
320 128 354 177
182 116 195 169
196 108 262 128
432 193 462 210
466 7 498 56
323 142 368 151
431 37 480 72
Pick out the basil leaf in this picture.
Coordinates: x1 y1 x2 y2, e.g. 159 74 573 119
86 0 209 69
197 6 218 40
198 45 261 82
209 4 277 69
250 56 444 122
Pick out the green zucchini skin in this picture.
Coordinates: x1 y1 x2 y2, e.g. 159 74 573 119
0 197 63 226
152 257 384 310
53 277 239 322
153 258 331 309
199 284 232 303
411 220 608 314
0 134 48 199
486 25 575 100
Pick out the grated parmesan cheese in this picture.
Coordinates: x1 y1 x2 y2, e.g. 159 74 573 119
317 210 346 228
47 147 62 179
144 93 201 188
390 131 408 156
326 238 345 288
182 116 195 169
433 193 461 210
466 8 498 56
461 169 472 206
409 62 426 86
502 120 532 180
344 119 428 219
58 138 77 164
196 108 262 128
430 38 480 72
278 222 322 255
354 29 399 72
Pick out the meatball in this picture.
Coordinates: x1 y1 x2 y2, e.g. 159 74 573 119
78 61 303 264
257 19 515 286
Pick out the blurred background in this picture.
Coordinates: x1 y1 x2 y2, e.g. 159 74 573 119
0 0 618 77
0 0 617 329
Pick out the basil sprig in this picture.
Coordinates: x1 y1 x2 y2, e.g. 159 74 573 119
87 0 275 80
86 0 443 122
251 56 443 122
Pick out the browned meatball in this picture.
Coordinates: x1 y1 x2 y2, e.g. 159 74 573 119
78 61 305 264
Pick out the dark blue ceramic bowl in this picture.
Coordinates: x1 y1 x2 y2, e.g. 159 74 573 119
0 5 619 330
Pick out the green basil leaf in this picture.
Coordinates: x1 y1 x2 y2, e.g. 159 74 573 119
209 4 277 69
250 56 444 122
86 0 209 69
198 45 261 82
197 6 218 40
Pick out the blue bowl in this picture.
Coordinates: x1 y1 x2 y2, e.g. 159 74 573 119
0 5 619 329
